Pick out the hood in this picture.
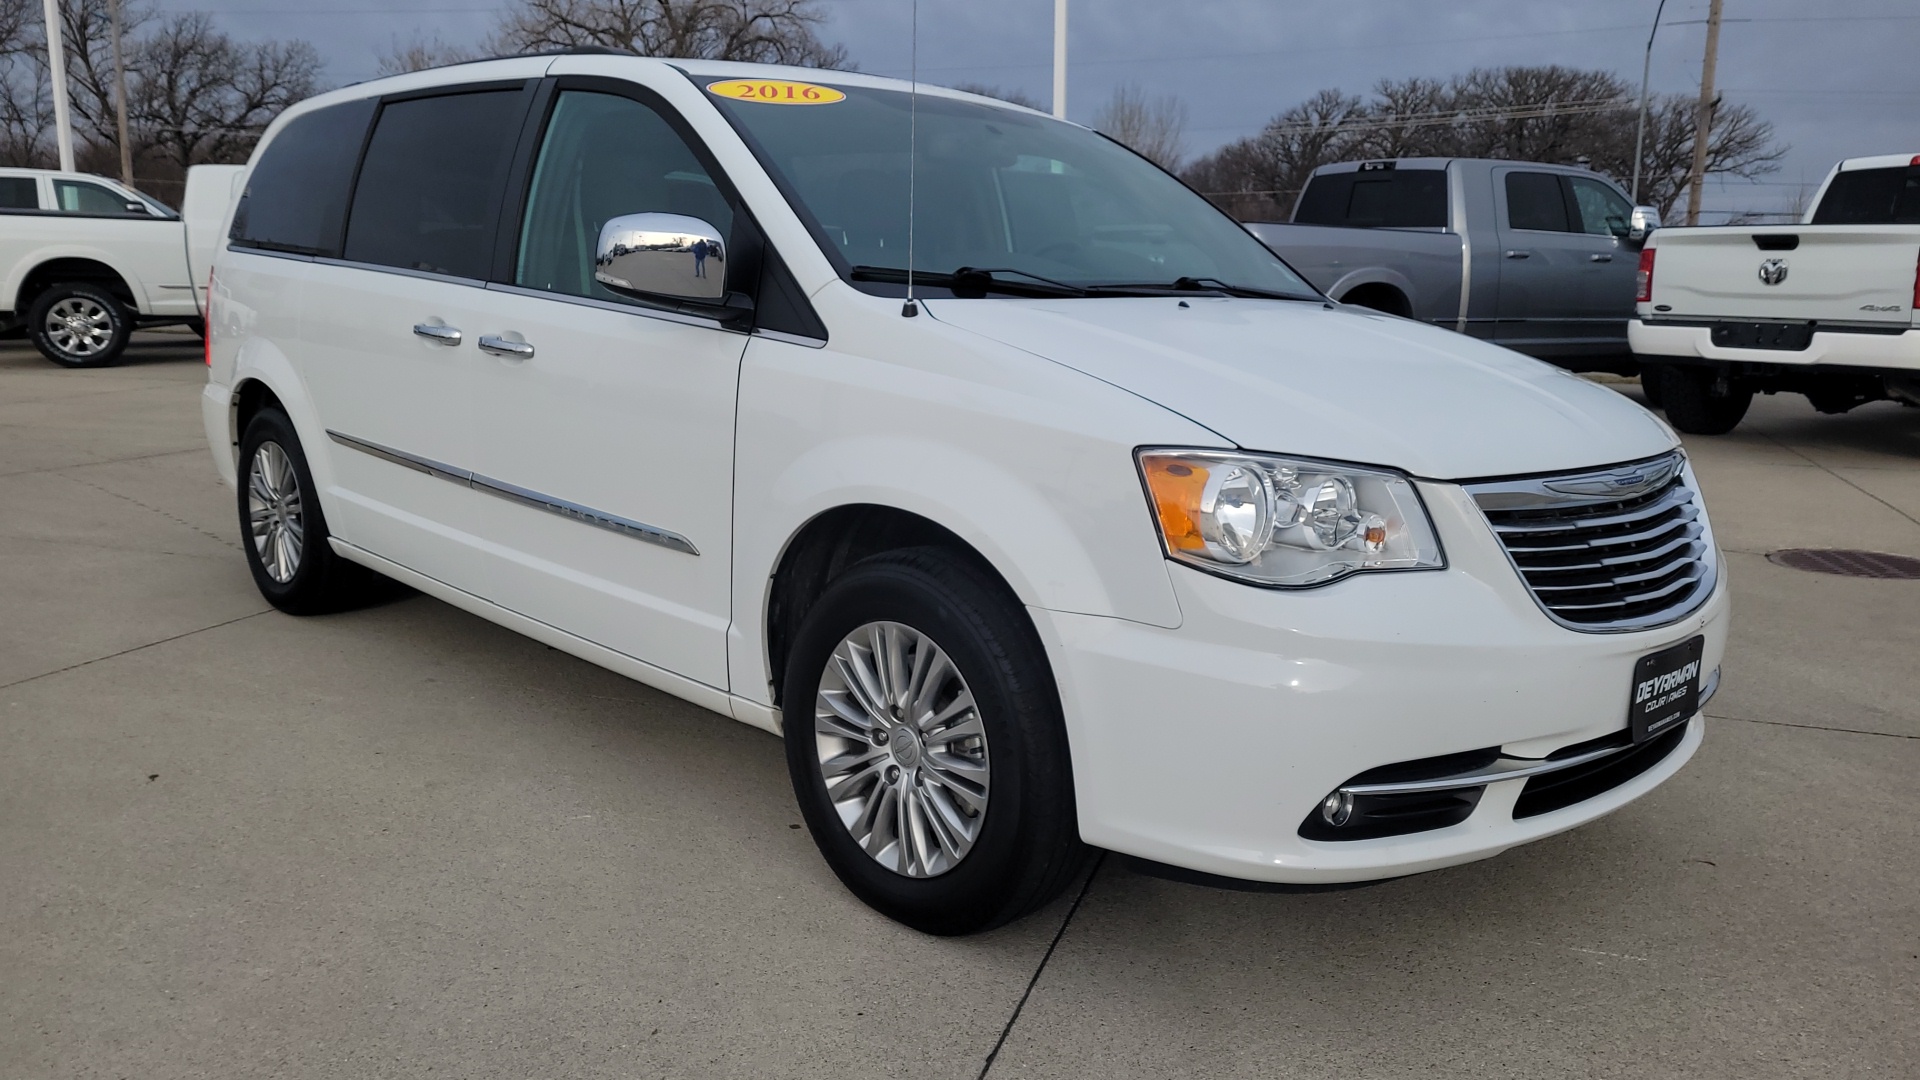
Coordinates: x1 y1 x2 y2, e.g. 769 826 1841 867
924 296 1675 480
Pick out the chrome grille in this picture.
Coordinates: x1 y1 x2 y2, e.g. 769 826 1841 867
1465 452 1717 632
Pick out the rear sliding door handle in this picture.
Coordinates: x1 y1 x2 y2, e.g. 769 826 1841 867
1504 249 1532 259
1589 253 1614 263
478 334 535 359
413 322 462 345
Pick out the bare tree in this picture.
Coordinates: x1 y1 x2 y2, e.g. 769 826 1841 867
0 0 318 200
951 82 1039 110
494 0 847 67
377 33 480 76
1183 88 1365 220
1183 66 1784 222
1092 82 1187 171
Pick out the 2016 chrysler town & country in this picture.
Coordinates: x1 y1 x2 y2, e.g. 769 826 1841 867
202 55 1728 934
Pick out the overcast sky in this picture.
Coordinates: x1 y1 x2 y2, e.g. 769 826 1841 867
163 0 1919 219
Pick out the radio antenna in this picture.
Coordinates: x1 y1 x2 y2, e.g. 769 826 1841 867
901 0 920 317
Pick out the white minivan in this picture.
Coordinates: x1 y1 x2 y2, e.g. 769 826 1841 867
203 55 1729 933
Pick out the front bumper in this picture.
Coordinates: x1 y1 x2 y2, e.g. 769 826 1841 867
1033 478 1729 884
1629 318 1920 371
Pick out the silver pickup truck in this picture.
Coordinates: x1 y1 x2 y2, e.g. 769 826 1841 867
1247 158 1659 374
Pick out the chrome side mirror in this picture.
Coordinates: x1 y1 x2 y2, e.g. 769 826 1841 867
1627 205 1661 243
594 213 726 304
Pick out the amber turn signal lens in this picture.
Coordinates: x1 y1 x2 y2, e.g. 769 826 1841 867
1141 456 1209 551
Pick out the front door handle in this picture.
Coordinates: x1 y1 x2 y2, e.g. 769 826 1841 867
413 322 462 345
1590 253 1614 263
478 334 535 359
1504 249 1532 259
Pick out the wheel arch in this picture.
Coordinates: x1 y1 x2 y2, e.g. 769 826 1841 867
763 504 1030 708
1331 273 1415 318
13 255 142 315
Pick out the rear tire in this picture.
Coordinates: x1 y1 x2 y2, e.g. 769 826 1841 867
237 408 380 614
28 282 131 368
1637 363 1666 408
1659 365 1751 435
782 548 1086 935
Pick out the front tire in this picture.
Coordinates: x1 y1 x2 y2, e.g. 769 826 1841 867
29 283 131 368
782 548 1086 935
1659 365 1752 435
238 408 378 614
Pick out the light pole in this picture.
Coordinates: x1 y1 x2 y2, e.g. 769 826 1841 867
41 0 74 173
1630 0 1668 205
1052 0 1067 118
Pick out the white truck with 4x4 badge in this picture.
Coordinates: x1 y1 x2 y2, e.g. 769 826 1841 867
1630 153 1920 433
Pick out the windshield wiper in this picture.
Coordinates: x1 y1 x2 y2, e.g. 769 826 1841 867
850 264 1091 298
1088 276 1317 301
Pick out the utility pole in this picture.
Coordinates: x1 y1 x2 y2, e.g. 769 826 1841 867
109 0 132 187
1683 0 1723 226
1630 0 1668 205
40 0 74 172
1051 0 1066 119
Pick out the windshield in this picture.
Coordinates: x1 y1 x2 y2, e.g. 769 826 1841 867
707 82 1317 299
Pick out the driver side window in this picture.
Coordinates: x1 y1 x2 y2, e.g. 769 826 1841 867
1567 176 1632 237
515 91 733 304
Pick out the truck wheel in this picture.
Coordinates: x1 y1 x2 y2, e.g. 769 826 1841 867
1659 366 1751 435
28 283 132 368
1637 363 1666 408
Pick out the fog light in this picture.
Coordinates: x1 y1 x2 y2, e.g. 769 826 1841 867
1320 790 1354 827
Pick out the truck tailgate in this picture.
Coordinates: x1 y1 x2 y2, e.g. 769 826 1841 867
1649 225 1918 326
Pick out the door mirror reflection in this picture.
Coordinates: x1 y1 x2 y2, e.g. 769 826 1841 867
594 213 727 303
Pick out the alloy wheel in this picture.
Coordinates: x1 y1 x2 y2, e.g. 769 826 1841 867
247 441 305 584
814 621 990 878
44 297 114 358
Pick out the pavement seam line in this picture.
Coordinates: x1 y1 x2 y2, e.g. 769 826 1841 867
1757 431 1920 531
0 446 206 480
1707 711 1918 741
977 851 1106 1080
0 610 270 693
56 470 242 552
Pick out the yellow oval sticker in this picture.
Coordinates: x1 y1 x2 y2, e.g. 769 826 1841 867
707 79 846 105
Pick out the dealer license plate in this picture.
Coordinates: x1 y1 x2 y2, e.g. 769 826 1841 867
1630 636 1705 742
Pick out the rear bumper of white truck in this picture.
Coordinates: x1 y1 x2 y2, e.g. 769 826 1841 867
1629 319 1920 372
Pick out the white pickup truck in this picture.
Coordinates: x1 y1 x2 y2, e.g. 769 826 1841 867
0 165 243 367
1631 153 1920 433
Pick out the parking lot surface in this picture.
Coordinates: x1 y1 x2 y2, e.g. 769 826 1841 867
3 335 1916 1079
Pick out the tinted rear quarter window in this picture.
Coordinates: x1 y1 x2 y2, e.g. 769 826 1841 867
0 176 37 209
1294 169 1448 228
230 99 376 256
344 89 529 279
1811 166 1920 225
1504 171 1571 232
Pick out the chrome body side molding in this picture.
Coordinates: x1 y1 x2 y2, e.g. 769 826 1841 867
325 430 699 556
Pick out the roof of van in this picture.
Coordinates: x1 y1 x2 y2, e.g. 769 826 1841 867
1309 158 1601 175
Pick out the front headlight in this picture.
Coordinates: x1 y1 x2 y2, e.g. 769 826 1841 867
1138 449 1445 587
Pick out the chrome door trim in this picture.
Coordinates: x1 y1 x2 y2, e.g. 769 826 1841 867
327 430 470 483
483 281 731 333
1449 159 1472 333
325 429 699 555
753 327 828 349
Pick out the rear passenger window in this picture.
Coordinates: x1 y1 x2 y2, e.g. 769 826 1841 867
1504 172 1570 232
230 99 375 256
0 176 37 209
515 90 733 303
1811 166 1920 225
1294 168 1447 228
344 89 529 280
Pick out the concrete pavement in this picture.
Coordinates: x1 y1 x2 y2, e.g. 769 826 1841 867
2 336 1915 1078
